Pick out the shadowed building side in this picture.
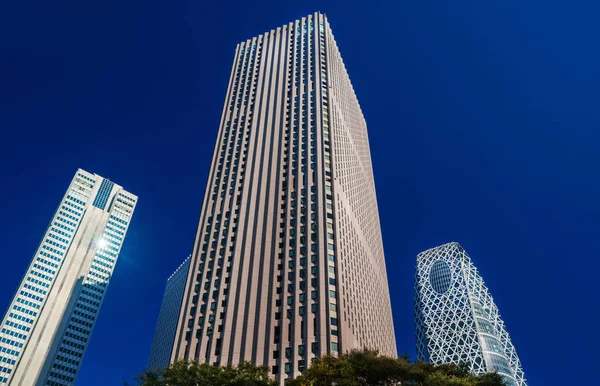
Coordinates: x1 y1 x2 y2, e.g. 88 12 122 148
147 256 191 371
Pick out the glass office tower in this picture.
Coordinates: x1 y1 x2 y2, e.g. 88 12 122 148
147 256 191 371
0 169 137 386
414 242 527 386
161 12 395 383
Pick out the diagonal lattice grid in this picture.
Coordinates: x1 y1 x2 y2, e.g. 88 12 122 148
414 242 527 386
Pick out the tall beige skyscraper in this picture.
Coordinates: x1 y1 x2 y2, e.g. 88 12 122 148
168 12 396 381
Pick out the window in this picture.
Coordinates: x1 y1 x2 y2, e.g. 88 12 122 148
298 360 306 371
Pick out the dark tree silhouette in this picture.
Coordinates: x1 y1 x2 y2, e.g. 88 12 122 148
286 349 507 386
128 349 506 386
127 360 277 386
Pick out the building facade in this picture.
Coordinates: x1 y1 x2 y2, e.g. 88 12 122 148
0 169 137 386
165 12 396 382
147 256 191 371
414 242 527 386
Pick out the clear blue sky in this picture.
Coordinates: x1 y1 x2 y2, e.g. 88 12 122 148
0 1 598 385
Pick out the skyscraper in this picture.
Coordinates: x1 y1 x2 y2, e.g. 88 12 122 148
147 256 191 371
414 242 527 386
166 11 396 382
0 169 137 386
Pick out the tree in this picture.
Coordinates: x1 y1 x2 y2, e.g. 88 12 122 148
476 372 508 386
129 350 506 386
127 360 277 386
286 349 507 386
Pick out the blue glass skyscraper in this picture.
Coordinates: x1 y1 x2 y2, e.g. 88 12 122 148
147 256 191 371
0 169 137 386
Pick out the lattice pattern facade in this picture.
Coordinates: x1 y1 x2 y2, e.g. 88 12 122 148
414 242 527 386
167 12 396 384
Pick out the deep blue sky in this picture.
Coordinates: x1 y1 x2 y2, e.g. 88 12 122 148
0 0 598 384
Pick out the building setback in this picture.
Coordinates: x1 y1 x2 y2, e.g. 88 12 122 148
0 169 137 386
414 242 527 386
163 12 396 383
147 256 191 371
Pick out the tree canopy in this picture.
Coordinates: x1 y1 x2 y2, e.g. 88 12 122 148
127 360 277 386
129 349 506 386
287 350 506 386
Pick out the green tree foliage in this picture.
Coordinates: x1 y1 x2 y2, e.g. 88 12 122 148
286 349 507 386
127 360 277 386
128 349 506 386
